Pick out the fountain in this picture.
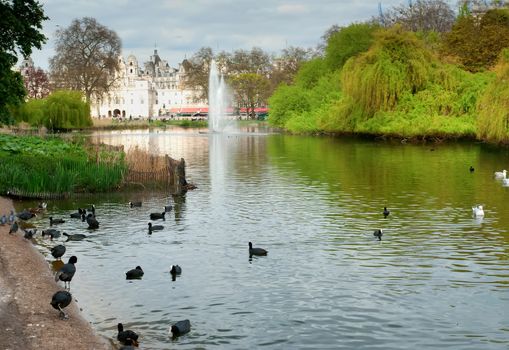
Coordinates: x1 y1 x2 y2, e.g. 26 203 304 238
208 60 233 133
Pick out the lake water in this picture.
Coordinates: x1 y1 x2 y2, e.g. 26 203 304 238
25 127 509 349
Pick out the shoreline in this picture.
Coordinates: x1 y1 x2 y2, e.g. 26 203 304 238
0 196 113 350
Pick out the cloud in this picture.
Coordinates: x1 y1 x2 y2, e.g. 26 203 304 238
30 0 450 70
277 4 308 14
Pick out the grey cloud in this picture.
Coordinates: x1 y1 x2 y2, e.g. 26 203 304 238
32 0 454 70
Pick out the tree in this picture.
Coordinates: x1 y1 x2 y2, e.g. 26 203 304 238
378 0 455 33
270 46 312 89
325 22 379 71
49 17 121 104
22 66 50 99
0 0 47 124
181 47 214 101
229 73 270 119
443 8 509 71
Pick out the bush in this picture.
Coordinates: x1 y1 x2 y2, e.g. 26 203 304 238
11 90 92 129
476 49 509 143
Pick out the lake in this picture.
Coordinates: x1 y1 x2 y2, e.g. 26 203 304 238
25 127 509 349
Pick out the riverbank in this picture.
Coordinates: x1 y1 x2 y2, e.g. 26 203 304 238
0 196 112 350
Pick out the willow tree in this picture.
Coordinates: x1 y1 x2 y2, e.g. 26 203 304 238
476 49 509 143
341 25 434 119
49 17 121 104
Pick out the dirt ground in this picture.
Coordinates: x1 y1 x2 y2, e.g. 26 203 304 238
0 196 114 350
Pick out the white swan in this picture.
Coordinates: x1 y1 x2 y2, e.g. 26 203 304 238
472 205 484 217
494 170 507 179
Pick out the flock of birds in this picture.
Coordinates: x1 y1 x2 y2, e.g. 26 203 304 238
1 165 505 347
2 200 270 348
1 201 200 348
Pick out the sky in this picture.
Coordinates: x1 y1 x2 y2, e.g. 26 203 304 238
29 0 453 70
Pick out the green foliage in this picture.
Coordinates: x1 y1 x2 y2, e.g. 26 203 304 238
269 22 498 140
0 0 47 124
476 49 509 143
268 85 311 128
11 90 92 129
293 58 328 89
270 70 342 132
341 26 434 118
325 22 378 71
0 55 26 124
0 134 126 193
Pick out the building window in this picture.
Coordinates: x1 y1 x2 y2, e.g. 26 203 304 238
131 99 133 104
156 100 158 105
130 69 133 73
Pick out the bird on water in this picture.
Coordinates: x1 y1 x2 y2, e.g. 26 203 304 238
125 266 144 280
169 319 191 337
249 242 268 257
51 244 66 260
148 222 164 234
117 323 139 347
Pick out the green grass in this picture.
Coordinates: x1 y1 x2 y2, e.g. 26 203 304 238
0 134 127 194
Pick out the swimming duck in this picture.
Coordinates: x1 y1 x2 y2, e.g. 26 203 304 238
54 256 78 290
383 207 390 218
49 217 65 225
70 210 83 219
51 245 66 260
17 210 36 220
469 166 475 172
472 205 484 217
148 222 164 234
125 266 144 280
129 201 142 207
150 212 165 220
169 319 191 337
50 290 72 319
249 242 268 257
23 228 37 240
494 170 507 179
42 229 61 240
63 232 87 241
86 213 99 229
117 323 139 347
373 229 383 241
170 265 182 276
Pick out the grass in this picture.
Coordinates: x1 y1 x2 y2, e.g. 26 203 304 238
0 134 127 194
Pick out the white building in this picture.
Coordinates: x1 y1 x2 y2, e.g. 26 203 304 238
92 50 205 119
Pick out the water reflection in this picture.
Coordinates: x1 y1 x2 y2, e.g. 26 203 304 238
20 130 509 349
